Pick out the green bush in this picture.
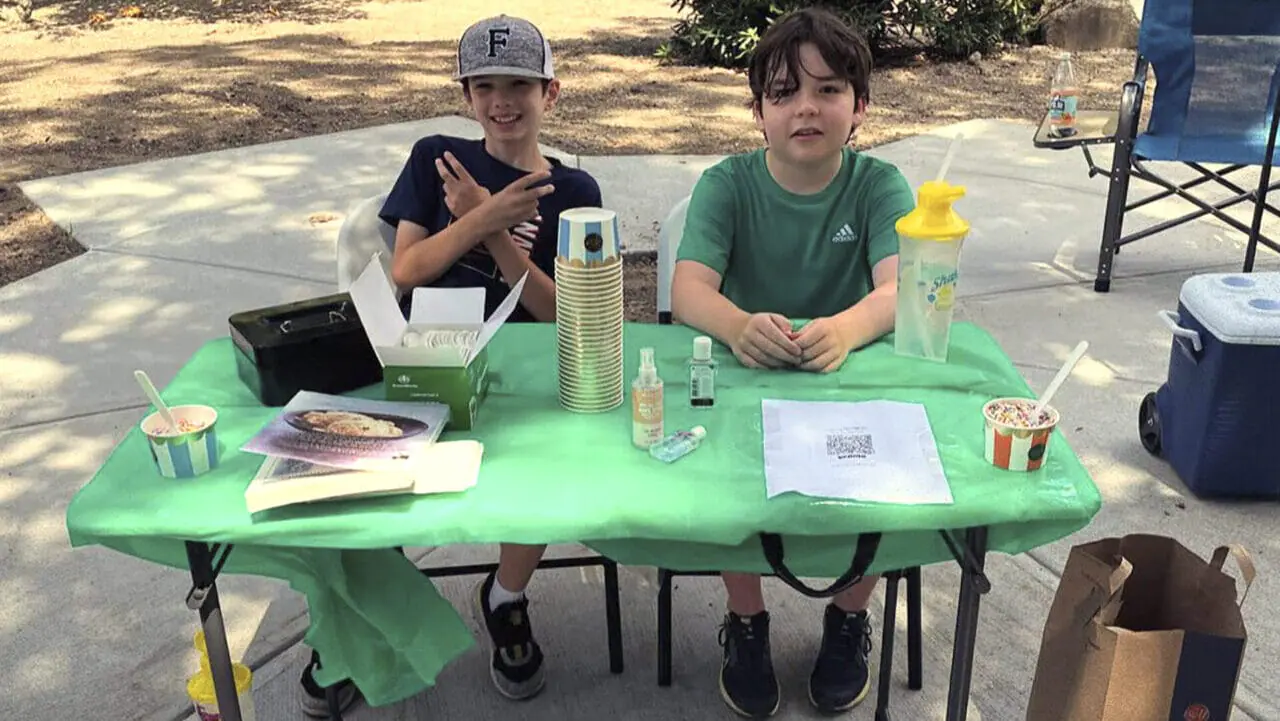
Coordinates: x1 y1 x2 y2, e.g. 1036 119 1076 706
659 0 1038 68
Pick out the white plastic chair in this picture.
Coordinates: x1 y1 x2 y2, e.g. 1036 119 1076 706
336 193 397 295
656 195 691 324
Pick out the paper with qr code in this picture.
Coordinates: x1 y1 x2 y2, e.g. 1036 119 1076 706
761 399 953 504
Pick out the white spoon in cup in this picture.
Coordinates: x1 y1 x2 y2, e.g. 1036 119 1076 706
134 369 178 432
1032 341 1089 421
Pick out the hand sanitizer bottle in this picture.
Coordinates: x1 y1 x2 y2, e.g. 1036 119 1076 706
649 426 707 463
632 347 664 449
689 335 717 407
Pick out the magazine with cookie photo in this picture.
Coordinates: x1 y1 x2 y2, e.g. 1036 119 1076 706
242 390 450 471
283 409 429 440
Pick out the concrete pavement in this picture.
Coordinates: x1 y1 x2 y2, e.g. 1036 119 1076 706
7 115 1278 721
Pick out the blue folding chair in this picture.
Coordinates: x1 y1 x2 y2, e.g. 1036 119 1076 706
1034 0 1280 291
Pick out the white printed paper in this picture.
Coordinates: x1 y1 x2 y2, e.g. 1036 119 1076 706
761 399 953 505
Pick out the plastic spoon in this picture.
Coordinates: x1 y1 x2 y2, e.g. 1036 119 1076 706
935 132 964 183
134 369 178 431
917 133 964 361
1032 341 1089 419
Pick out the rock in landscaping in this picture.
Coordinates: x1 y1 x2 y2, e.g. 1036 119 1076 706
1040 0 1138 51
0 0 32 24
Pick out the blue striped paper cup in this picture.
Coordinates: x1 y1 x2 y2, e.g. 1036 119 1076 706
141 405 220 479
557 207 621 269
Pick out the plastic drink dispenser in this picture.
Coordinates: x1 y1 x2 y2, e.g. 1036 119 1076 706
894 180 970 362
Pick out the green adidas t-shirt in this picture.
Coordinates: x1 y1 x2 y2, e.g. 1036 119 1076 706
677 146 916 319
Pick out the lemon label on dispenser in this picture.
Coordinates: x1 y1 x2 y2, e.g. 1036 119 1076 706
928 271 958 311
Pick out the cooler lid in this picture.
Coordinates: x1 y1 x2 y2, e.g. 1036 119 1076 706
1179 272 1280 346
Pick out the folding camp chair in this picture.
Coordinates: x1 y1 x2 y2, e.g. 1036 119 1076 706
1034 0 1280 292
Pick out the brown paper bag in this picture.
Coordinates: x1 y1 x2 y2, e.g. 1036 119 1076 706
1025 534 1256 721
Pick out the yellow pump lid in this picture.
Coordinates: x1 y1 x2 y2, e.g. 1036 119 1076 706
895 180 969 241
187 631 253 706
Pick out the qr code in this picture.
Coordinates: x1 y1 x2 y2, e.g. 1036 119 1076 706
826 431 874 460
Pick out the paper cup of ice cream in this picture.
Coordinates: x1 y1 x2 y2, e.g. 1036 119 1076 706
557 207 621 269
983 397 1059 472
141 405 219 479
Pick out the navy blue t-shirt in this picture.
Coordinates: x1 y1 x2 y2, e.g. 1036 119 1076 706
379 135 603 323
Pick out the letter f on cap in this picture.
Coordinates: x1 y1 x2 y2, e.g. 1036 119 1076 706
487 28 509 57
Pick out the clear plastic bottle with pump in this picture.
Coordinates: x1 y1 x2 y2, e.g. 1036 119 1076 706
689 335 717 407
632 347 664 449
1048 52 1079 138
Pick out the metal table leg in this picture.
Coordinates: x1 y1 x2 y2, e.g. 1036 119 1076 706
873 569 903 721
944 527 989 721
657 569 673 687
906 566 923 690
185 541 243 721
603 559 625 674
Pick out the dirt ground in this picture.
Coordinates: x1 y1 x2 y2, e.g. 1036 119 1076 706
0 0 1136 307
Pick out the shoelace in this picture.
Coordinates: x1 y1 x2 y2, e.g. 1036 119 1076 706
718 617 770 676
824 614 872 666
491 597 535 652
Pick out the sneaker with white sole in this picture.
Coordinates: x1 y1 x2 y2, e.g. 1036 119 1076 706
808 605 873 714
472 572 546 700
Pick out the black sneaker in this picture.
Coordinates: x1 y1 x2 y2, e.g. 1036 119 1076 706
717 611 780 718
298 649 361 718
808 605 873 714
472 572 546 700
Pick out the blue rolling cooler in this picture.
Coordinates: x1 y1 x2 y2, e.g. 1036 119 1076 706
1141 272 1280 497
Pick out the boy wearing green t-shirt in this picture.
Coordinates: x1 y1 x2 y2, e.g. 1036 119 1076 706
671 7 916 718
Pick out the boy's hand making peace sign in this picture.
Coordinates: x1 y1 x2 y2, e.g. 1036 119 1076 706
436 151 552 253
436 151 491 219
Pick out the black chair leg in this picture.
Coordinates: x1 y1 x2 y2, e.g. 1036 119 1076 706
326 686 344 721
1246 88 1280 272
1096 83 1142 293
657 568 674 686
907 566 923 690
603 559 625 673
874 570 903 721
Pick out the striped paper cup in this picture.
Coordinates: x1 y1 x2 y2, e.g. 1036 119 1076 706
557 207 621 269
141 405 220 479
983 397 1059 472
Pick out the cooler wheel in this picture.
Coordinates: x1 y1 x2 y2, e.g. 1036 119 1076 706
1138 392 1161 456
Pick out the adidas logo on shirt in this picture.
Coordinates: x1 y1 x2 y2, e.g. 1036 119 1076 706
831 223 857 244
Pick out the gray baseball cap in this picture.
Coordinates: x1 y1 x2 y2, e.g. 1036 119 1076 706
455 15 555 81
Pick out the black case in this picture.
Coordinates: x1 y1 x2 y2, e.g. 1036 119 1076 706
229 293 384 406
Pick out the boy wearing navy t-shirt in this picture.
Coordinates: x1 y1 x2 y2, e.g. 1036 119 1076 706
380 16 602 324
299 15 602 717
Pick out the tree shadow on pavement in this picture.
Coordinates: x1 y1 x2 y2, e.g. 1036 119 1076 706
32 0 365 27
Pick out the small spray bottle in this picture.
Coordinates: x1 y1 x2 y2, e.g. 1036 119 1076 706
632 347 664 449
649 426 707 463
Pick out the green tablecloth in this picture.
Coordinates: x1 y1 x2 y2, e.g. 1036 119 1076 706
64 322 1101 706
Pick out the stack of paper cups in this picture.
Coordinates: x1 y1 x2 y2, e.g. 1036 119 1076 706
556 207 625 412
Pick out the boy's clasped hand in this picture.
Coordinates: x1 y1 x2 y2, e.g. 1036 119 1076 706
733 313 851 373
